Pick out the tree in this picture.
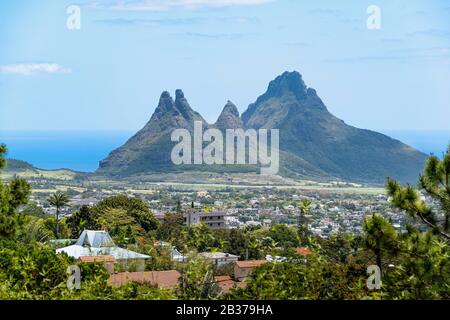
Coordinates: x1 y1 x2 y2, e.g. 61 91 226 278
156 211 184 241
298 199 312 244
181 224 218 252
387 146 450 241
382 228 450 299
92 195 160 236
0 144 31 239
269 224 299 248
66 205 99 238
178 255 219 300
47 191 70 239
362 213 399 274
382 147 450 299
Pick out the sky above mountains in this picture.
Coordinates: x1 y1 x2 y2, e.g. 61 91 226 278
0 0 449 132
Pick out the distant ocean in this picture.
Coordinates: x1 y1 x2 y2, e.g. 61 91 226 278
383 130 450 158
0 130 448 173
0 131 134 172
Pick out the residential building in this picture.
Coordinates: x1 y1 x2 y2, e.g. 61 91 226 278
108 270 181 289
234 260 268 281
184 210 227 229
200 252 239 267
56 230 150 270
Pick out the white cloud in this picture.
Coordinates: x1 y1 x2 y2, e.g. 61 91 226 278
0 63 72 76
90 0 274 11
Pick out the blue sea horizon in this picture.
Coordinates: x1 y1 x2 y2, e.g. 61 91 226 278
0 130 449 173
0 130 134 172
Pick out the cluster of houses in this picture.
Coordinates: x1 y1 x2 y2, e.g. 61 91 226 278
56 230 310 293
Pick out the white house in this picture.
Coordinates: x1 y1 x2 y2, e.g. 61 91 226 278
56 230 150 261
200 252 239 267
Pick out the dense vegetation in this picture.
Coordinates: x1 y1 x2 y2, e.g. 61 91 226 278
1 142 450 300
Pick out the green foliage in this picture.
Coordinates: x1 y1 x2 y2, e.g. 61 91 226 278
269 224 299 248
156 211 184 241
387 148 450 240
298 199 312 244
179 224 220 253
92 195 160 238
145 246 176 271
383 230 450 299
0 144 6 169
226 256 373 300
66 205 100 238
178 255 219 300
16 215 55 243
0 147 32 239
21 201 46 218
0 240 72 299
362 213 399 273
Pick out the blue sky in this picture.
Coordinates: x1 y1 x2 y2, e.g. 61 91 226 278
0 0 449 132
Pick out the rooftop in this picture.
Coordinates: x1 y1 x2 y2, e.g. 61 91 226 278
108 270 181 289
235 260 268 269
78 255 116 263
214 276 246 293
201 252 239 259
56 230 151 260
296 247 313 257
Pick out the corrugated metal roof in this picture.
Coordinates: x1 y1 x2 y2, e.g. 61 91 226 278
56 230 150 260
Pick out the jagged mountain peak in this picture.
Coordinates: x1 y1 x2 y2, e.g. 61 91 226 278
242 71 327 127
222 101 240 116
264 70 308 100
175 89 185 100
155 91 175 113
153 90 202 123
215 101 243 131
174 89 196 120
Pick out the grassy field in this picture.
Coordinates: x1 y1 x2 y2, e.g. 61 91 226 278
2 168 385 195
1 168 77 181
130 182 385 195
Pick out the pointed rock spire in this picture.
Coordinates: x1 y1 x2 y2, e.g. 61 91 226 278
215 100 243 131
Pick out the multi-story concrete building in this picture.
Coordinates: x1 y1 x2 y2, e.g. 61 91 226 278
183 210 227 229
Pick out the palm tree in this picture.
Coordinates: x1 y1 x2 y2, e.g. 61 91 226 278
47 191 70 239
248 239 261 259
298 199 312 244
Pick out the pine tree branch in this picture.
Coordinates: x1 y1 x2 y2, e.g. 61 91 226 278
416 211 450 241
